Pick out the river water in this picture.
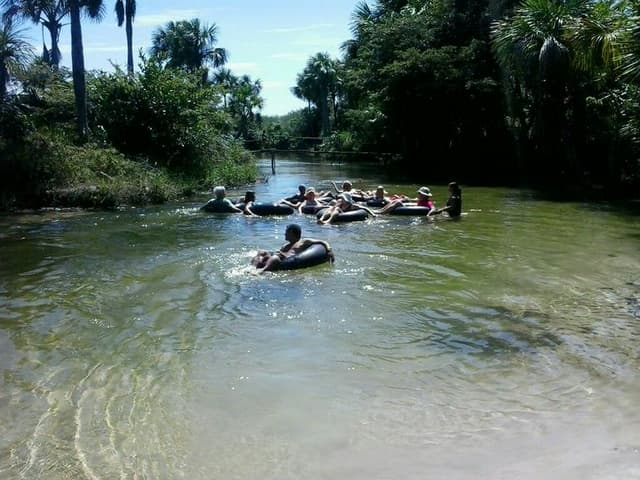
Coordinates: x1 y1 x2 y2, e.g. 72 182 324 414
1 157 639 479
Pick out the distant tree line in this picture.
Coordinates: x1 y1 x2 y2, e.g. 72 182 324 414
277 0 640 194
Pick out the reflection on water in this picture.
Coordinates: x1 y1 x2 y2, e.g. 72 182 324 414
1 158 640 479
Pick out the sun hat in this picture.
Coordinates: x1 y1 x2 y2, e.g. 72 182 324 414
417 186 433 197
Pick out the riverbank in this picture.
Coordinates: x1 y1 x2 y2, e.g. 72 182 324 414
0 142 258 212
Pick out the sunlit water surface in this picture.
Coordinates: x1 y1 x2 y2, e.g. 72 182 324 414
1 158 639 479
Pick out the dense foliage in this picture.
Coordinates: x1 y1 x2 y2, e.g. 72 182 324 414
284 0 640 193
0 7 262 210
3 0 640 208
0 55 257 210
90 58 232 172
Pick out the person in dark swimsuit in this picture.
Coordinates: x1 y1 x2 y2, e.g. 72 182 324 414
252 224 334 273
429 182 462 217
280 184 307 208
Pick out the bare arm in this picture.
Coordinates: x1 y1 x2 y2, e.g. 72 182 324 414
299 238 335 262
358 205 377 217
243 201 260 217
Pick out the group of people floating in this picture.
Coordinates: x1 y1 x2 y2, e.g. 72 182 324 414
201 180 462 273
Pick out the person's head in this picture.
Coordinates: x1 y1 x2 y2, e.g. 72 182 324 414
417 186 433 198
305 187 316 199
448 182 461 194
298 184 306 194
342 180 352 191
213 186 226 199
375 186 386 199
285 223 302 242
244 190 256 202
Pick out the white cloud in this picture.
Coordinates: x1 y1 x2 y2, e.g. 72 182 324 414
294 35 343 52
263 23 335 34
59 44 127 54
226 62 260 74
270 52 307 61
262 81 287 89
135 10 203 27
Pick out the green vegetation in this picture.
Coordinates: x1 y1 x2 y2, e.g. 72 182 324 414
3 0 640 209
279 0 640 195
0 6 260 211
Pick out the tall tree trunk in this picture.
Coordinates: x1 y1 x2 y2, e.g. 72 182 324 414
125 12 134 74
320 93 330 137
69 0 88 141
46 22 61 67
0 61 8 99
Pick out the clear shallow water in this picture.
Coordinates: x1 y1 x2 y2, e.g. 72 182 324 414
1 157 640 479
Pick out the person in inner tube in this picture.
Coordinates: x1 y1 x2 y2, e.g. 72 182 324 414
201 186 244 213
374 186 436 215
331 180 367 202
279 184 307 208
297 187 324 213
234 190 259 216
317 192 376 225
252 223 334 273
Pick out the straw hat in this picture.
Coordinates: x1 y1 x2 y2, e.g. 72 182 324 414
417 186 432 197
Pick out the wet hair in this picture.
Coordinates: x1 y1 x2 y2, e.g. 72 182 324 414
286 224 302 238
244 190 256 201
298 184 306 193
213 186 226 199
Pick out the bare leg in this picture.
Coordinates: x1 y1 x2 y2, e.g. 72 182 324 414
375 199 402 214
251 250 270 267
259 254 283 273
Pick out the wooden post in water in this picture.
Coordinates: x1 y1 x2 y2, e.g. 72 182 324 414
271 150 276 174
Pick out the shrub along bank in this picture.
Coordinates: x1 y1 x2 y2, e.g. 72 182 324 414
0 60 257 211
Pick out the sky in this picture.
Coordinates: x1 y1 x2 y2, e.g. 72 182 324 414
19 0 362 116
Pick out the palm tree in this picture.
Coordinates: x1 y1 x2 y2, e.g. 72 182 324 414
1 0 66 67
211 67 237 108
491 0 592 178
228 74 263 138
295 53 339 136
150 18 227 82
114 0 135 74
0 19 33 98
68 0 104 140
616 1 640 83
340 1 375 61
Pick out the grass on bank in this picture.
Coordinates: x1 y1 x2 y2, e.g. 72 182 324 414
0 132 258 211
